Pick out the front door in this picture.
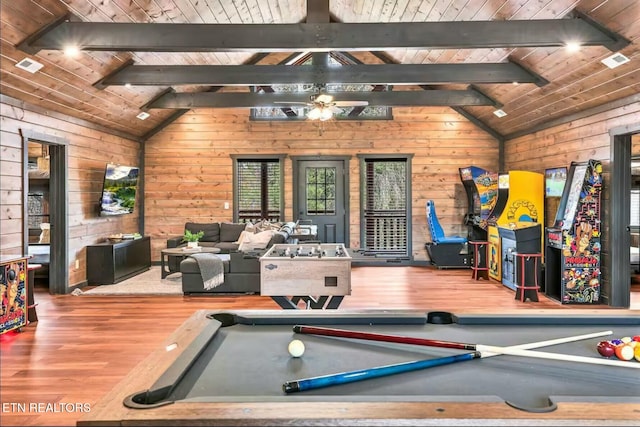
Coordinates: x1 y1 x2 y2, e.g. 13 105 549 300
294 158 349 244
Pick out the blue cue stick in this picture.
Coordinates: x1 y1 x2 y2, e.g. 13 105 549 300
282 352 480 393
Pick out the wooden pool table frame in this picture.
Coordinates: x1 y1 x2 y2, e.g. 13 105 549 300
77 309 640 426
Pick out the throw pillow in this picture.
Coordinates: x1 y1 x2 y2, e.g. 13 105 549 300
239 230 275 251
235 230 251 245
244 222 257 233
220 222 246 242
185 222 220 242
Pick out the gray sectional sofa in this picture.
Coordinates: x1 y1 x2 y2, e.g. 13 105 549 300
166 221 297 294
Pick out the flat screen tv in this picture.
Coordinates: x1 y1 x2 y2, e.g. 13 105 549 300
99 163 140 216
545 166 568 198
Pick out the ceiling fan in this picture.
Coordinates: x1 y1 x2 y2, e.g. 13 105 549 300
275 85 369 121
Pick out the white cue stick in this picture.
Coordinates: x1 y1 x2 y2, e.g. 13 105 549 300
296 325 613 356
475 342 640 368
479 330 613 357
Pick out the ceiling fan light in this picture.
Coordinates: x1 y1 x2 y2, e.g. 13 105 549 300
320 108 333 121
307 107 322 120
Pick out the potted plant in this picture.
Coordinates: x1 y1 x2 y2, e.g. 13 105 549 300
183 230 205 249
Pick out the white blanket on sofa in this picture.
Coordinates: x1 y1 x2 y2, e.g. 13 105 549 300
189 253 224 290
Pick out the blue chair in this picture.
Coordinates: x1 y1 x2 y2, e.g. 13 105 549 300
426 200 467 244
425 200 470 268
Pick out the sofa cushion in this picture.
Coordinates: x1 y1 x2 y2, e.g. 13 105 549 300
215 241 240 252
238 230 275 251
220 222 246 242
185 222 220 242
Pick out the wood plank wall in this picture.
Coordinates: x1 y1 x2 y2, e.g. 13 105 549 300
0 100 141 289
2 95 636 291
144 106 499 262
504 102 640 300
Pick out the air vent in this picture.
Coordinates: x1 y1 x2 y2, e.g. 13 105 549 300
136 112 150 120
15 58 44 73
493 109 507 118
601 53 630 69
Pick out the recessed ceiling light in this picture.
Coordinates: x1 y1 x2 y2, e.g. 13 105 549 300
565 42 581 53
493 109 507 118
601 52 630 69
15 58 44 73
64 46 80 57
136 112 150 120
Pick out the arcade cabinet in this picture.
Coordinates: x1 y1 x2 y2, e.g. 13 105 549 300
498 222 542 291
486 171 545 287
459 166 499 241
545 159 603 304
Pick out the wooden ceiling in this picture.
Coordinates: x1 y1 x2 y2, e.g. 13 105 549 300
1 0 638 141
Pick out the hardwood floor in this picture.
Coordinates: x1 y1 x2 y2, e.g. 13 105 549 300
1 265 638 426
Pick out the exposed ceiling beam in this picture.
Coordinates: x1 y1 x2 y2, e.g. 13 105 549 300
98 62 547 87
146 89 497 109
17 10 629 54
370 51 504 141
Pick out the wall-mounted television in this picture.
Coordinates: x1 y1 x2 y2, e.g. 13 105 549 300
545 166 568 198
99 163 140 216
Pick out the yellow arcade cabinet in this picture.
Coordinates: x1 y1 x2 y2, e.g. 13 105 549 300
486 171 544 284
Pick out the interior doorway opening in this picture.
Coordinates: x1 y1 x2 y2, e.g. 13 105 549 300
20 130 68 295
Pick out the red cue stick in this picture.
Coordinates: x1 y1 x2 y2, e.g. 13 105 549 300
293 325 477 350
292 325 613 357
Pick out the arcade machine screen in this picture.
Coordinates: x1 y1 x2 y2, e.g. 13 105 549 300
560 164 588 230
545 167 567 198
545 167 568 228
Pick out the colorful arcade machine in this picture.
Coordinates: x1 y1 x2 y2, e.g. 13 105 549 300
486 171 545 286
545 159 603 304
459 166 499 241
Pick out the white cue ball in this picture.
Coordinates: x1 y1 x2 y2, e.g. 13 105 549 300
288 339 305 357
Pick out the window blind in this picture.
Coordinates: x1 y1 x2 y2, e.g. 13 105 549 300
237 160 281 221
363 159 408 256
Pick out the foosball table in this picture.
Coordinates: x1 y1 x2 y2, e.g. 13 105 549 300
260 243 352 309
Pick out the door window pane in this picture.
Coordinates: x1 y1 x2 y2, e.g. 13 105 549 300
306 167 336 215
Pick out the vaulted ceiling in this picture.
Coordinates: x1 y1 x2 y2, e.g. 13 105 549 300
1 0 638 142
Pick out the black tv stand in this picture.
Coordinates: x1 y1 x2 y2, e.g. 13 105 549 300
87 237 151 284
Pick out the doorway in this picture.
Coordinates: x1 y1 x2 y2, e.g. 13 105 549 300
292 156 350 244
631 142 640 303
609 126 640 308
20 130 68 295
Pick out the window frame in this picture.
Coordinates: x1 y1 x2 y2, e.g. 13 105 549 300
357 154 413 259
231 154 286 222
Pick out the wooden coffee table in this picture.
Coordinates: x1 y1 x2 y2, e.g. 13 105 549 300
160 247 221 279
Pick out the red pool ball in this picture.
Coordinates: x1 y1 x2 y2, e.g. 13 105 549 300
597 341 616 358
632 335 640 343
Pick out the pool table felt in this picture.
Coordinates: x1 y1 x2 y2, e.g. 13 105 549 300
78 309 640 426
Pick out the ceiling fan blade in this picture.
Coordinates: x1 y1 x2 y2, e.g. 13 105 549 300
273 101 310 105
333 101 369 107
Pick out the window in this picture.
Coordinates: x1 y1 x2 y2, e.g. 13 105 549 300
232 156 285 222
359 155 413 258
306 167 336 215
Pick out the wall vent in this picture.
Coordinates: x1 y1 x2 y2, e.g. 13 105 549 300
601 53 630 69
15 58 44 73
